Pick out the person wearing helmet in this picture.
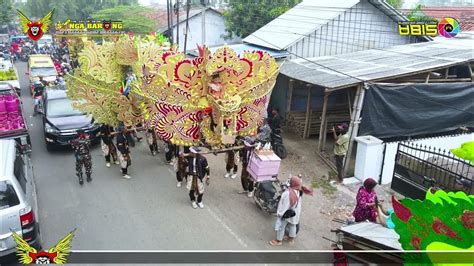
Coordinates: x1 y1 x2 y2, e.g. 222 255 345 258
71 129 92 185
332 123 349 182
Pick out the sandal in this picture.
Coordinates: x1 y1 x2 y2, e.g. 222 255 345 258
269 240 282 246
283 236 290 241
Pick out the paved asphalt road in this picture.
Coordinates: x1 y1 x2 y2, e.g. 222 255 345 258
7 62 332 264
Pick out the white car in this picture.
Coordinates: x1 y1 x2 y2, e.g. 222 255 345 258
0 58 13 71
0 139 41 259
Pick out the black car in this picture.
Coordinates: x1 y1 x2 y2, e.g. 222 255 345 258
41 89 100 150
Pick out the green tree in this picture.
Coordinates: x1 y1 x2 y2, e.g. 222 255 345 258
23 0 138 22
386 0 404 9
92 5 158 35
406 4 437 22
0 0 14 31
223 0 301 39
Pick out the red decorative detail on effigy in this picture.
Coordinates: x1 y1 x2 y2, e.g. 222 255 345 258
392 196 412 222
410 236 422 250
461 211 474 229
432 219 462 240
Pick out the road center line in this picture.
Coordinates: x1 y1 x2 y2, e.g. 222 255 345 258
207 207 248 248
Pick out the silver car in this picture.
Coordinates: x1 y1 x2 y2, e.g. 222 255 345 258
0 139 41 259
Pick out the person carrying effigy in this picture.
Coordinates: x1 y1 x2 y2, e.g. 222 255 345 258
186 147 210 209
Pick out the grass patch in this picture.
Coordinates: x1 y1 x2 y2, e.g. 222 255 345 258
312 173 337 196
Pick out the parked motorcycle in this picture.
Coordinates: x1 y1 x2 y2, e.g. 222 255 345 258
253 177 286 214
271 129 287 159
253 176 300 234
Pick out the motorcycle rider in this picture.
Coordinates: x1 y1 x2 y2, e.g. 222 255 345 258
38 76 48 87
269 108 282 134
33 77 46 114
256 119 272 144
71 129 93 185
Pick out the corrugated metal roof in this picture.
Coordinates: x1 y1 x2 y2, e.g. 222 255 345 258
280 33 474 89
187 43 289 59
243 0 360 50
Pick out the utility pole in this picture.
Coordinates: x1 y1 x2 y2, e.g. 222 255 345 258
166 0 171 42
175 1 180 47
201 0 207 45
184 0 191 54
169 0 174 44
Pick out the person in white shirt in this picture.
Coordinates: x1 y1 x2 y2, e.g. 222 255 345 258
269 176 313 246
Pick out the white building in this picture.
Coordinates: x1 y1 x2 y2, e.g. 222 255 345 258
159 7 241 52
243 0 428 59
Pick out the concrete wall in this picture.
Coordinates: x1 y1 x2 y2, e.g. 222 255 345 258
171 10 241 51
287 0 418 59
355 133 474 185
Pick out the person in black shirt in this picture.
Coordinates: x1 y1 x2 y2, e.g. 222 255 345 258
165 141 176 165
145 128 160 156
239 138 256 197
116 125 132 179
186 147 210 209
269 108 282 134
98 124 118 167
71 129 92 185
175 146 190 187
33 80 45 115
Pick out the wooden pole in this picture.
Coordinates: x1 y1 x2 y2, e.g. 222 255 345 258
343 84 366 176
318 91 329 152
307 107 313 138
425 72 431 83
184 145 245 156
303 84 312 139
322 112 328 151
346 89 352 118
286 79 294 121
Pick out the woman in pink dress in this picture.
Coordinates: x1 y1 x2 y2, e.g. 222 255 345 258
353 178 378 222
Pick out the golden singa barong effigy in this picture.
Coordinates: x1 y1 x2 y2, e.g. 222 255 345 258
66 34 279 148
